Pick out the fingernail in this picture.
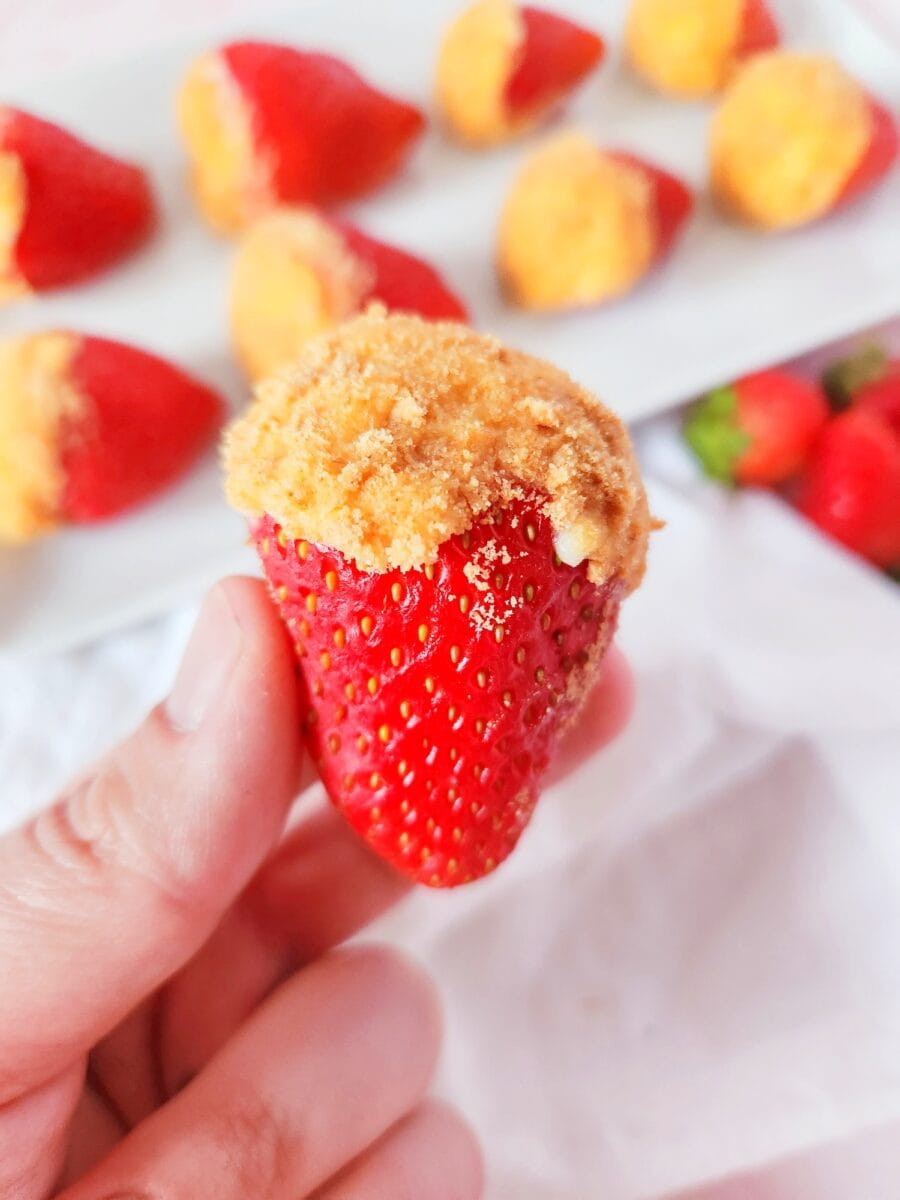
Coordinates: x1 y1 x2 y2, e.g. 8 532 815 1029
166 585 243 732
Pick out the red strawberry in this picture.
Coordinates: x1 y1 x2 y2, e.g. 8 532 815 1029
178 42 425 231
796 407 900 568
822 344 893 410
684 369 830 487
332 219 469 323
0 108 156 298
836 99 898 211
0 332 223 543
607 151 695 264
734 0 780 59
855 373 900 435
504 7 605 115
254 496 622 887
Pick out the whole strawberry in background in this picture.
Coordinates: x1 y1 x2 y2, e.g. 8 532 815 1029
231 207 469 381
0 108 156 301
436 0 605 146
684 369 830 486
225 310 651 886
797 368 900 571
177 41 425 233
0 334 224 544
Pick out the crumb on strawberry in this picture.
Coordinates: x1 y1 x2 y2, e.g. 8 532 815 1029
224 307 651 591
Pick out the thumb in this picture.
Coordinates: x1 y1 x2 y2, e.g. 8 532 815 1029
0 577 303 1103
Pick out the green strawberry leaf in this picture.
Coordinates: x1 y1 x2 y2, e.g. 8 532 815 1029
682 385 750 486
822 344 887 411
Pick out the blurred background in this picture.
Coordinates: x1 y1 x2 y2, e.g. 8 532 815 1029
1 1 899 1197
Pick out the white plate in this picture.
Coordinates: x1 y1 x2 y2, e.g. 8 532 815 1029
1 0 899 657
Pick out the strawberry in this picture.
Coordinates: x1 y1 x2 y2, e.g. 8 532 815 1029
254 497 622 886
498 132 693 311
0 108 156 300
178 41 425 231
0 333 223 543
504 7 605 116
836 99 899 211
822 344 892 410
224 310 649 887
230 207 468 380
334 219 469 324
796 407 900 569
606 151 695 263
711 55 897 230
855 373 900 435
437 1 603 146
734 0 780 60
684 369 829 487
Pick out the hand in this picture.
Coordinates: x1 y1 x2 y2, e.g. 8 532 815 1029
0 576 631 1199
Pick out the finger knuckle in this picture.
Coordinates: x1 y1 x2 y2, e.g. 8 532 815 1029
199 1091 293 1198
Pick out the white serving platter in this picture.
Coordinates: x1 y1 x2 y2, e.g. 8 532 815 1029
1 0 899 656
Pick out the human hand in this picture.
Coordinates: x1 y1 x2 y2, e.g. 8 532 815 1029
0 576 631 1199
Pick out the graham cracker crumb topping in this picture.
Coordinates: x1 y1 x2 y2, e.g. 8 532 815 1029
224 309 650 589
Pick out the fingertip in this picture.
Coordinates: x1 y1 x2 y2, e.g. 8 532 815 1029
549 644 633 783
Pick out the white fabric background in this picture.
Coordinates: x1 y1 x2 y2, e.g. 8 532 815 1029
1 3 899 1197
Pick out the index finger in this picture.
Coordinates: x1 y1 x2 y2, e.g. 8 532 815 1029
0 577 303 1103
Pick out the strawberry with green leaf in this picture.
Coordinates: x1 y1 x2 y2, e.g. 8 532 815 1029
684 369 829 487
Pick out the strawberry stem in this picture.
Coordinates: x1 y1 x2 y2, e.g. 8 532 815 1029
822 344 887 411
683 386 750 485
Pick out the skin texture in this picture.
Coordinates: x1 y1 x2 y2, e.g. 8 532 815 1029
0 575 630 1198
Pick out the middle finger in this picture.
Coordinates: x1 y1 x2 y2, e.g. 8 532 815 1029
64 945 440 1200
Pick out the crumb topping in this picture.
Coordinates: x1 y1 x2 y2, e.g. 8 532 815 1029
711 53 872 229
497 131 657 311
177 51 273 232
435 0 525 145
231 206 372 380
224 308 650 590
626 0 744 97
0 120 29 303
0 333 82 543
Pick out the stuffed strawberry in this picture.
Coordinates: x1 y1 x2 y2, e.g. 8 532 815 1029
498 132 693 311
0 333 223 544
684 369 830 486
177 41 426 232
437 0 605 145
796 402 900 570
0 108 156 301
225 310 650 886
626 0 779 98
231 207 468 380
711 52 898 230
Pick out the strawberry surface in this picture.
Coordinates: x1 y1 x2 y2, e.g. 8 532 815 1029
607 151 694 263
2 109 156 291
734 0 780 60
796 408 900 568
60 338 224 522
505 7 604 114
223 42 425 207
836 99 898 210
254 497 622 887
332 219 469 323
